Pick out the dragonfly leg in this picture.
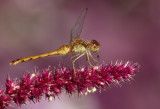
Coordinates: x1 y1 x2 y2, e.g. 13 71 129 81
71 53 81 60
86 52 94 67
72 52 86 73
88 51 100 64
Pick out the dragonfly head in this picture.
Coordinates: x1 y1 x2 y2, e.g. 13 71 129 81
89 40 100 52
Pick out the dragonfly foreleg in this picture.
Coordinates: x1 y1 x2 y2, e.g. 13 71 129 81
88 51 100 64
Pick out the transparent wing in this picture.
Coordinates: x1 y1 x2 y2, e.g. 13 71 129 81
70 8 88 42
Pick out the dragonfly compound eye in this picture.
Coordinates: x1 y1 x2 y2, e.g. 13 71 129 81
90 40 100 52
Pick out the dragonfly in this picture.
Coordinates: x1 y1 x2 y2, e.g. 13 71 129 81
10 8 100 73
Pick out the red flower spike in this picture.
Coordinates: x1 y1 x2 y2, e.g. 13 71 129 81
0 89 12 109
0 61 139 109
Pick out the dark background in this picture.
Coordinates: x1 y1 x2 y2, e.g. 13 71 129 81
0 0 159 109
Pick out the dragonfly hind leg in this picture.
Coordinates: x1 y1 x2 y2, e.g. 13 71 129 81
71 53 81 60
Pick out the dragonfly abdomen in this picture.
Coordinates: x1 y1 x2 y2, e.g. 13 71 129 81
10 45 72 65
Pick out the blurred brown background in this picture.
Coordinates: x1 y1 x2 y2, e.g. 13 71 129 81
0 0 160 109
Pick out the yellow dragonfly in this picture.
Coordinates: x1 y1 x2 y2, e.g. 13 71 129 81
10 8 100 72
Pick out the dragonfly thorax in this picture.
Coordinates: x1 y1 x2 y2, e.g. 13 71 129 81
72 44 87 52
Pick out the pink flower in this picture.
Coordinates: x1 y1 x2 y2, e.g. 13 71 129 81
0 61 139 109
